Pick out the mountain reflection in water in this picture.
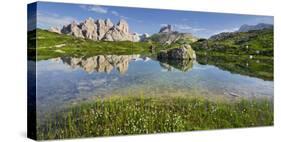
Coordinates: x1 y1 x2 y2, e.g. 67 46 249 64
35 54 273 114
52 55 193 74
57 55 141 74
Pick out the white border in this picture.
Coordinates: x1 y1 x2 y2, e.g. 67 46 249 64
0 0 280 141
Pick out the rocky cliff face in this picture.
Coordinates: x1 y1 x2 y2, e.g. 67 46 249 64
61 21 84 38
50 18 140 42
80 18 99 40
102 19 140 41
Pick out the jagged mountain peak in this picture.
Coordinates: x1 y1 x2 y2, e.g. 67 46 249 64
48 17 140 42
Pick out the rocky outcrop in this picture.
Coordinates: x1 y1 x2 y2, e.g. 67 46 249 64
157 44 196 60
61 21 84 38
150 25 197 45
79 18 98 40
60 55 141 74
102 19 140 42
96 19 114 40
238 23 273 32
159 24 172 33
53 18 140 42
139 33 150 41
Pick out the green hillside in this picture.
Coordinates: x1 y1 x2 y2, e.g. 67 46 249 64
191 29 273 56
28 29 157 60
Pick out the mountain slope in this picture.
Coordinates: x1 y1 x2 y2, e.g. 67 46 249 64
191 28 273 56
238 23 273 32
29 29 155 60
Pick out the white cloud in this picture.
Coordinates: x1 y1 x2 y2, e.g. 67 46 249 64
111 10 129 20
182 18 188 22
80 5 107 14
254 17 273 24
159 24 205 33
111 10 142 23
37 12 78 28
111 11 119 16
174 24 192 30
174 24 206 32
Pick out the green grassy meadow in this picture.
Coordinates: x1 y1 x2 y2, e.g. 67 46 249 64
30 29 158 60
37 95 273 140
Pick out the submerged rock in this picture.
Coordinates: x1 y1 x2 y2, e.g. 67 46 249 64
157 44 196 60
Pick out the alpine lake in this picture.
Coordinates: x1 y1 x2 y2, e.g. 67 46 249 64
29 31 274 139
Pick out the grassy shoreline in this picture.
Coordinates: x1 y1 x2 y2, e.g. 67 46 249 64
37 95 273 140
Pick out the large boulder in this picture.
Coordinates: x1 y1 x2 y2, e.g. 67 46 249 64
157 50 168 59
157 44 196 60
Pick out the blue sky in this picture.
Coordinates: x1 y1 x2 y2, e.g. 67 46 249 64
34 1 273 38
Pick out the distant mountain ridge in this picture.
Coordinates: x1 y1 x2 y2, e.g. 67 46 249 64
192 27 273 56
237 23 273 32
209 23 273 41
48 17 142 42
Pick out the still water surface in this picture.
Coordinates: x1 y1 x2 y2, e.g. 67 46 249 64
34 54 273 113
